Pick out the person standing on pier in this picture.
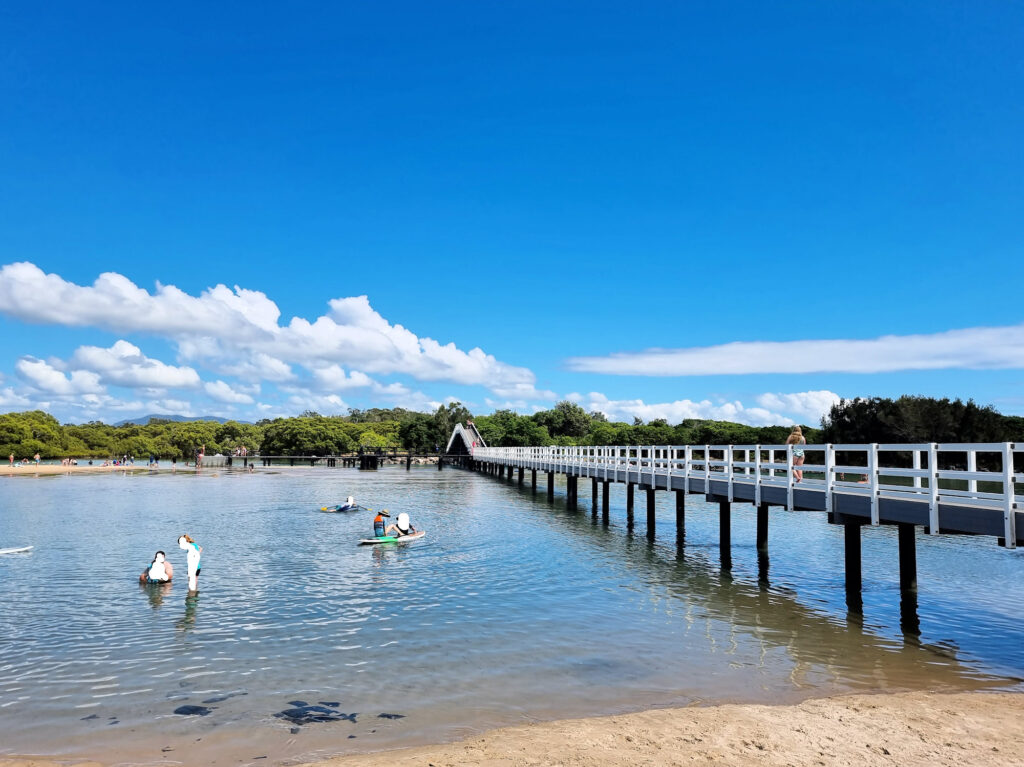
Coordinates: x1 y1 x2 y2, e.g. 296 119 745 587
787 426 807 482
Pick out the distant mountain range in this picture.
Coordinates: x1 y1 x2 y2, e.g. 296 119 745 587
113 414 251 426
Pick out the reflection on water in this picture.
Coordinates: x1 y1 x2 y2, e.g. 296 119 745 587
140 581 173 610
0 466 1022 764
176 592 201 633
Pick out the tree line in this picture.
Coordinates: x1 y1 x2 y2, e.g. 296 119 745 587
0 402 472 460
1 395 1020 460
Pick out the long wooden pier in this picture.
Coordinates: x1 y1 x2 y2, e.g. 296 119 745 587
202 452 447 470
466 443 1022 615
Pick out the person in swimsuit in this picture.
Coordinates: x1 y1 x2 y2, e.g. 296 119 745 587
177 534 203 592
139 550 174 583
373 510 390 537
385 512 416 537
786 425 807 483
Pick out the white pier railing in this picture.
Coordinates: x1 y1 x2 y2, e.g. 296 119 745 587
472 443 1023 548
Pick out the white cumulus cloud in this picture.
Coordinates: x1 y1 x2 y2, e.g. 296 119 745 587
0 262 541 396
755 390 840 422
204 380 255 404
15 357 104 395
70 340 200 389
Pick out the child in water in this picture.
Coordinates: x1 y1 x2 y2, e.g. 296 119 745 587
177 534 203 592
139 550 174 583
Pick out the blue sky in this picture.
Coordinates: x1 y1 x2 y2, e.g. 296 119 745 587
1 2 1022 426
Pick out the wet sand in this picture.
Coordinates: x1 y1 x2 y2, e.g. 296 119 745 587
2 691 1021 767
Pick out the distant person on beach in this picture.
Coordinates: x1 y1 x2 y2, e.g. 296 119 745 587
178 534 203 592
8 453 13 467
373 509 390 537
787 426 807 483
386 512 417 537
34 452 40 465
140 551 174 584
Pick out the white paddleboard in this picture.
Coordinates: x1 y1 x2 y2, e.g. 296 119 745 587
0 545 33 554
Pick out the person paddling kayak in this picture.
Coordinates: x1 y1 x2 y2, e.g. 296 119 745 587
373 509 390 538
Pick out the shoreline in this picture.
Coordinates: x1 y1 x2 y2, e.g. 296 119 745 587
0 464 159 477
2 690 1022 767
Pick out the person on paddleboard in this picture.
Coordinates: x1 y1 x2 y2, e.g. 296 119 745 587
178 534 203 592
385 512 416 538
139 550 174 584
373 509 390 537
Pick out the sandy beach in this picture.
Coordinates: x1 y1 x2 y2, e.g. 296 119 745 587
295 690 1024 767
2 691 1021 767
0 463 156 477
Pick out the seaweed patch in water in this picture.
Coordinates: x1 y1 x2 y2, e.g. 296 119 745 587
377 713 405 719
174 705 214 716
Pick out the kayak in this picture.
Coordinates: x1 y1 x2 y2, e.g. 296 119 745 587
358 531 426 545
321 504 359 513
0 546 33 555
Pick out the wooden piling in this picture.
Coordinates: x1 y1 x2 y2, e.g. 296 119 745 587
602 481 610 523
547 472 554 499
646 488 656 539
756 502 769 550
844 523 863 597
719 500 731 570
898 523 917 592
675 490 685 542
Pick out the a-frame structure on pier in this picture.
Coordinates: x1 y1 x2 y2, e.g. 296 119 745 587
445 421 486 456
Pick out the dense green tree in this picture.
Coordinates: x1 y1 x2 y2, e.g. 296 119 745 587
533 400 590 439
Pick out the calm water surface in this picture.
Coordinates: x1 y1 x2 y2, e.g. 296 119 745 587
1 466 1022 764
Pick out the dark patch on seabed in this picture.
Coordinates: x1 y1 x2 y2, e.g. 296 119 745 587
275 700 358 725
174 704 214 716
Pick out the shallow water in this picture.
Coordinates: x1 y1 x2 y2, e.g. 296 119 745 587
1 466 1022 764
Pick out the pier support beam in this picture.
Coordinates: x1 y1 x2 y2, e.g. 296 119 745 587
567 476 577 509
898 524 917 593
602 481 610 524
756 503 769 550
646 488 656 539
518 467 524 485
844 523 863 612
719 500 732 570
531 469 537 490
547 472 554 500
675 490 685 543
626 483 635 529
438 456 444 471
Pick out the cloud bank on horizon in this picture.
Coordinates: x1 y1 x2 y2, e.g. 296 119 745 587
0 261 1008 428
